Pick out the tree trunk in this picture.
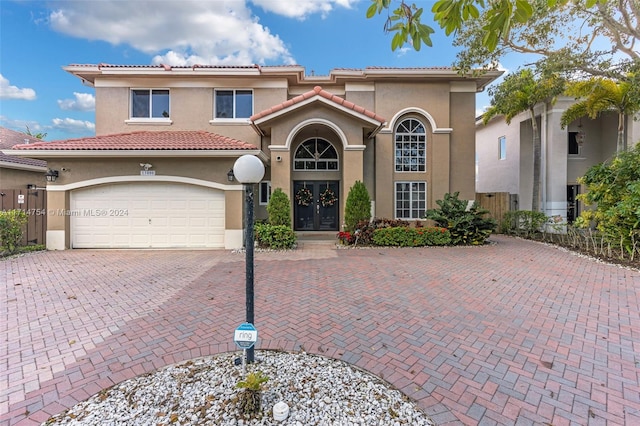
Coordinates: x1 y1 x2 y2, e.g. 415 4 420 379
617 112 625 153
530 108 541 212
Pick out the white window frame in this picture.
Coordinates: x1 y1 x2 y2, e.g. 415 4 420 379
293 138 339 171
498 136 506 160
394 118 427 173
259 181 271 206
214 89 253 120
395 181 426 220
127 88 171 123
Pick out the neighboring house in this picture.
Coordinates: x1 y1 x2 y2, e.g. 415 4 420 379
476 96 640 222
0 127 48 189
5 64 501 250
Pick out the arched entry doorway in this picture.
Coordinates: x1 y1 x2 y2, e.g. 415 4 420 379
292 137 340 231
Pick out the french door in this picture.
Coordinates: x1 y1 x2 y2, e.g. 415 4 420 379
293 181 339 231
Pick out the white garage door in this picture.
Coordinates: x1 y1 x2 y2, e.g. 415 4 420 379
71 182 225 248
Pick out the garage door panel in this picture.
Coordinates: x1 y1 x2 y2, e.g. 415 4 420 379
71 182 225 248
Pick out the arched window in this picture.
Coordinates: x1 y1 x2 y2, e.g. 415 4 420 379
293 138 339 171
394 118 426 172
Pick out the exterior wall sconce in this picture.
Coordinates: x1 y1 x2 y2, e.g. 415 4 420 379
45 169 59 182
227 169 235 182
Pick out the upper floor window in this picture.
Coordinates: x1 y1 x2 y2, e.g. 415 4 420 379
294 138 339 171
498 136 506 160
215 89 253 119
395 118 426 172
131 89 170 118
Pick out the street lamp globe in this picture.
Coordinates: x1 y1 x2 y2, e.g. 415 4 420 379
233 155 265 184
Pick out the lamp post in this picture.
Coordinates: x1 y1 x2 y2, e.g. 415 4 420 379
232 155 265 363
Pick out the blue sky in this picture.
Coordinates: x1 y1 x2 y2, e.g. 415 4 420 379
0 0 521 142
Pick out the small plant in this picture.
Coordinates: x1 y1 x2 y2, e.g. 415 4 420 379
425 192 496 245
267 188 291 226
337 230 354 245
0 209 28 255
344 181 371 233
236 371 268 415
501 210 548 237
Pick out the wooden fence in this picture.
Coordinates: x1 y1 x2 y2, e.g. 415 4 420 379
0 189 47 246
475 192 514 232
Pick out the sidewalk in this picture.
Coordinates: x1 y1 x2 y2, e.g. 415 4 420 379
2 235 639 425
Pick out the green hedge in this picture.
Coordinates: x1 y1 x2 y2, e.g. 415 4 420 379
254 223 296 250
372 226 451 247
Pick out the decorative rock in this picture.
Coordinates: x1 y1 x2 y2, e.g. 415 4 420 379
42 351 434 426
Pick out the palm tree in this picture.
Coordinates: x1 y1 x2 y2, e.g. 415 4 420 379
23 125 47 140
483 69 565 211
561 76 640 153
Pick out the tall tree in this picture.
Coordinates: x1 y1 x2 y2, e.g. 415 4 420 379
561 76 640 153
482 69 565 211
366 0 538 52
367 1 638 80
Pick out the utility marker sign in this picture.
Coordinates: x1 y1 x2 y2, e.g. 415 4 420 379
234 323 257 349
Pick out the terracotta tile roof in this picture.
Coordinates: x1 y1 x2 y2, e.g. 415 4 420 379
10 130 257 151
66 63 263 71
250 86 386 123
0 127 47 167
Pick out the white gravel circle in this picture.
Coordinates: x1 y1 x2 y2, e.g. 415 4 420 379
43 351 435 425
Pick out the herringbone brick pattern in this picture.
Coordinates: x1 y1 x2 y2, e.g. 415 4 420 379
2 236 639 425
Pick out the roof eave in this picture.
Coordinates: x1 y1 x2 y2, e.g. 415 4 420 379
0 160 48 172
2 149 263 158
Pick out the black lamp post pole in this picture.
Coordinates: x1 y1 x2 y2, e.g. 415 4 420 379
244 183 255 363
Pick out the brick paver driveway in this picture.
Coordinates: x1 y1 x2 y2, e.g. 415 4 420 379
2 235 640 425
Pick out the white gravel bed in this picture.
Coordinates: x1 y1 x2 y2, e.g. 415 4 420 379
43 350 435 426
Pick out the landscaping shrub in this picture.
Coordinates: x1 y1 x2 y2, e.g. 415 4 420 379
372 226 451 247
254 222 296 250
266 188 291 226
576 144 640 258
501 210 548 237
341 218 410 246
344 181 371 233
425 192 496 245
0 209 28 255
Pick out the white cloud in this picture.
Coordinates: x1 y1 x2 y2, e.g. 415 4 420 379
0 74 36 100
51 117 95 133
47 0 349 66
250 0 356 19
57 92 95 111
0 116 43 133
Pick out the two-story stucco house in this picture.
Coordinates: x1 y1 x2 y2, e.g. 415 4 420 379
476 96 640 222
6 64 501 250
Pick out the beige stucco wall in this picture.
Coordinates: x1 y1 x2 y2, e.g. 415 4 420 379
95 82 288 148
0 167 47 189
449 92 476 199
